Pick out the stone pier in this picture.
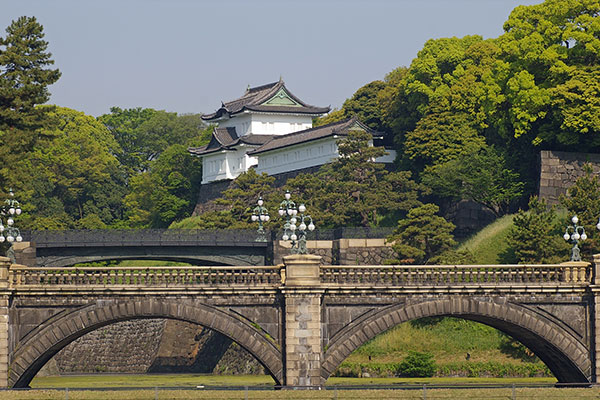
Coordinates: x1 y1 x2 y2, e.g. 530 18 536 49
0 257 10 388
282 254 324 388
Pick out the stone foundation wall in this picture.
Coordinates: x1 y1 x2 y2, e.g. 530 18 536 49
40 319 263 376
48 319 166 374
273 239 397 266
539 150 600 205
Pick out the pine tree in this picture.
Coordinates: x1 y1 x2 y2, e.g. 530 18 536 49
0 16 61 192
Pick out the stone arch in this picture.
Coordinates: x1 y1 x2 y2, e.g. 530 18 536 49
38 254 261 268
9 299 282 388
322 297 591 383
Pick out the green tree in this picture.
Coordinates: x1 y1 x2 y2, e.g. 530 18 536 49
314 81 387 131
97 107 157 174
286 130 423 228
125 144 203 228
397 351 436 378
560 163 600 259
0 16 60 190
507 196 569 264
388 203 456 264
22 107 126 229
98 108 209 175
422 146 524 217
170 169 279 230
403 111 486 171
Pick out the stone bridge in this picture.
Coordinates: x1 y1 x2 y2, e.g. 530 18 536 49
0 255 598 389
15 227 396 268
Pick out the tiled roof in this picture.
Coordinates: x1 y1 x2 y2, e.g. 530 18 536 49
202 79 330 121
248 117 379 155
188 127 275 156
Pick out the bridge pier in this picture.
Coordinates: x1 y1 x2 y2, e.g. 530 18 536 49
0 257 9 388
282 254 324 388
593 255 600 383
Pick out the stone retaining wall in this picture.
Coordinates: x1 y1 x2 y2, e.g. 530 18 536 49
539 150 600 205
273 239 397 266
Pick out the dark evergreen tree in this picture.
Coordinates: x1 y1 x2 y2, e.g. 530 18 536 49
0 16 60 193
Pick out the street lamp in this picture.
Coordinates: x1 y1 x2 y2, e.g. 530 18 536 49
251 196 269 242
563 215 586 261
0 189 23 262
278 191 315 254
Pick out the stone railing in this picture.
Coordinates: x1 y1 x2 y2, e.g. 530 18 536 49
6 262 592 289
320 264 591 286
9 265 282 287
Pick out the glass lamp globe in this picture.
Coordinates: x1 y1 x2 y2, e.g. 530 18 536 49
15 208 21 215
8 207 15 215
299 223 306 231
264 215 270 222
290 234 297 241
282 234 289 241
572 215 579 224
285 191 291 200
292 209 298 216
7 235 14 242
0 236 4 243
308 223 315 231
564 232 570 241
573 233 580 241
279 208 285 216
7 218 13 226
298 204 306 213
257 198 264 206
251 215 258 222
290 217 297 225
0 224 3 232
581 233 588 241
16 235 22 242
597 218 600 231
289 224 296 231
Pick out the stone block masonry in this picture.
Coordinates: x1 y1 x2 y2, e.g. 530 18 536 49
539 150 600 205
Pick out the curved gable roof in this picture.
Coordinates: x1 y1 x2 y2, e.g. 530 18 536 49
202 79 330 121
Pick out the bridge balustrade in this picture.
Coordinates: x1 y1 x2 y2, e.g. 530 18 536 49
7 263 591 288
320 264 591 285
8 265 282 287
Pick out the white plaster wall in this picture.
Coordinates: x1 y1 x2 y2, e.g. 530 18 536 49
255 140 397 177
249 114 313 136
201 145 261 184
255 137 339 175
218 114 252 136
375 149 397 164
202 152 230 183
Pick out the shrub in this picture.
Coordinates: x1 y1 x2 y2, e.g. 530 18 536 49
397 351 436 377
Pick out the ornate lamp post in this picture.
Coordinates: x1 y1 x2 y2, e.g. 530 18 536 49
278 191 315 254
563 215 587 261
251 197 270 242
1 189 23 262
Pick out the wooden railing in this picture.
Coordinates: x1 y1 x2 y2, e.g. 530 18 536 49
9 266 283 287
320 264 591 285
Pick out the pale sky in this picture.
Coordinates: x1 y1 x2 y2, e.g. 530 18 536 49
2 0 542 117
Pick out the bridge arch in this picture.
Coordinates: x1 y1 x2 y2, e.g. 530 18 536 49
322 297 591 383
9 299 283 388
39 253 263 268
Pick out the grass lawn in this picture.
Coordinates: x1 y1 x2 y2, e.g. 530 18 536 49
458 214 515 264
14 375 594 400
30 374 557 389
